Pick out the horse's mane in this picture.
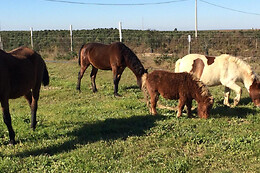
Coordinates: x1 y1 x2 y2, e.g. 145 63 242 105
221 54 258 80
120 43 145 76
190 74 212 98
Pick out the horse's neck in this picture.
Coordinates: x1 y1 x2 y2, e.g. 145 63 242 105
225 57 254 92
240 69 254 92
127 56 144 77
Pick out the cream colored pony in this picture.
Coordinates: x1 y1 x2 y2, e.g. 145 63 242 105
175 54 260 107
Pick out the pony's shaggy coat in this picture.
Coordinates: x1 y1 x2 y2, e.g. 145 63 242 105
175 54 260 107
142 70 213 118
0 47 49 144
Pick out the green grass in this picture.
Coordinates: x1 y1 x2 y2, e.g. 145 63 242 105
0 60 259 172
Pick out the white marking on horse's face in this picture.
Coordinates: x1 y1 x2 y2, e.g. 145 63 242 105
249 79 260 107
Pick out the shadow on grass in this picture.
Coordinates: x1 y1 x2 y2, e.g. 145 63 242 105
121 85 140 91
215 97 252 106
239 97 252 106
211 105 258 118
14 114 165 157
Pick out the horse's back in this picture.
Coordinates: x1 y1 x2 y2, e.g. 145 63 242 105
147 70 191 99
9 46 34 58
175 54 225 86
80 42 127 70
1 47 47 99
175 54 208 73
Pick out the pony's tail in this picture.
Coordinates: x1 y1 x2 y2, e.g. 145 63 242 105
78 44 85 66
174 59 181 72
42 64 50 86
141 73 150 109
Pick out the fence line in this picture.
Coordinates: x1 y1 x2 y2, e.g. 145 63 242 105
1 28 260 58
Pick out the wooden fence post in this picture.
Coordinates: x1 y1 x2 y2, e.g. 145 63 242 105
119 22 122 42
188 35 191 54
70 25 73 52
30 27 34 49
0 35 3 50
256 38 258 50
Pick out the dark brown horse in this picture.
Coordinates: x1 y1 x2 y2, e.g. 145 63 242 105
77 42 146 96
142 70 213 119
0 47 49 145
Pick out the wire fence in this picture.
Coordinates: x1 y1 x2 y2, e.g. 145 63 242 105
0 29 259 59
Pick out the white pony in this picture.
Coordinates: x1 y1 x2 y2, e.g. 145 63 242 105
175 54 260 107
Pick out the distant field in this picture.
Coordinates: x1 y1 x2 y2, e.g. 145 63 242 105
0 58 259 172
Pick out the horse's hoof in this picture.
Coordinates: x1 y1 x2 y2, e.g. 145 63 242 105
188 114 195 118
114 93 122 97
31 122 37 131
92 89 98 93
233 102 239 107
223 103 231 107
9 139 16 145
31 126 36 131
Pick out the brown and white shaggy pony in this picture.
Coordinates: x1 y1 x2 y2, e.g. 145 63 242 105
141 70 213 119
175 54 260 107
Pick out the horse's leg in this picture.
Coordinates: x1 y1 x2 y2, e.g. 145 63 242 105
24 91 32 106
186 99 193 118
143 86 151 112
227 83 242 107
30 88 40 130
90 66 98 93
112 66 125 97
150 92 159 115
177 97 186 118
1 100 16 145
76 64 89 91
24 91 37 129
223 87 231 107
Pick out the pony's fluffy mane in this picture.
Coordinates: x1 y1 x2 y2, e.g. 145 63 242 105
190 74 212 98
221 54 258 81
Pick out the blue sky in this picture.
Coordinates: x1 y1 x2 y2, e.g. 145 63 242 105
1 0 260 31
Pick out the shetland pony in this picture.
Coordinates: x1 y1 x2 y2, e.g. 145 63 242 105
0 47 49 145
175 54 260 107
141 70 213 119
77 42 146 96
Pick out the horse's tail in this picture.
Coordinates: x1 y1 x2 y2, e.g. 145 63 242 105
78 44 85 66
42 64 50 86
174 58 181 72
141 73 150 109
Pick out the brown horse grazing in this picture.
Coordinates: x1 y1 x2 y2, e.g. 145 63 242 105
77 42 147 96
142 70 214 119
0 47 49 145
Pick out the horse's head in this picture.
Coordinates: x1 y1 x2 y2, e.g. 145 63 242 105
249 79 260 107
137 68 148 89
197 96 214 119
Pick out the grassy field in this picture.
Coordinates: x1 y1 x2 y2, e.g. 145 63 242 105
0 57 260 172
